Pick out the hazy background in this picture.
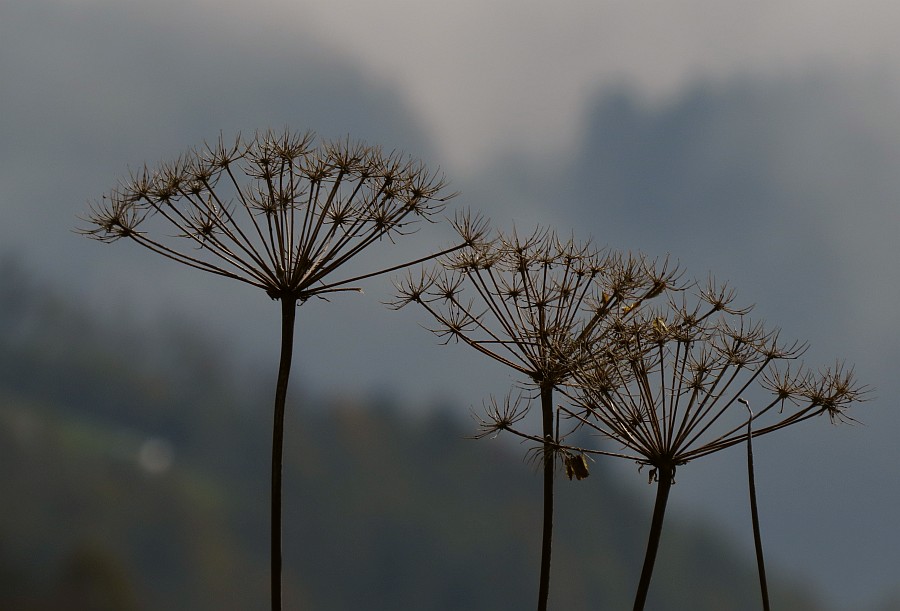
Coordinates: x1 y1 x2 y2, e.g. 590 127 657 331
2 0 899 608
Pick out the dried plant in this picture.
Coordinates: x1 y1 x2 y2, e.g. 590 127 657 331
393 224 681 611
557 280 867 610
80 129 473 610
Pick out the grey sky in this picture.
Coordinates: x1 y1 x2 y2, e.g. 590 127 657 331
285 0 900 170
3 1 900 608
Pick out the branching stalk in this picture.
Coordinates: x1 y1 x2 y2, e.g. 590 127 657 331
565 285 865 608
81 129 466 611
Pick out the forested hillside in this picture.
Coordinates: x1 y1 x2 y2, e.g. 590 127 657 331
0 258 822 610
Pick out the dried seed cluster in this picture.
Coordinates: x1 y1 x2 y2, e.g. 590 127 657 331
563 281 867 477
82 129 459 301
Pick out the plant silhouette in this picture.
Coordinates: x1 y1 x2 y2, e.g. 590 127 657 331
557 281 867 610
393 224 680 611
80 129 475 610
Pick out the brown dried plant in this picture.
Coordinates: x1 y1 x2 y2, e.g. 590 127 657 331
555 280 867 610
392 224 681 611
80 128 475 610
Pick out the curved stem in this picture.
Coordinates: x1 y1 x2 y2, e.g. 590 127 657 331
633 464 673 611
537 383 555 611
744 403 771 611
272 298 297 611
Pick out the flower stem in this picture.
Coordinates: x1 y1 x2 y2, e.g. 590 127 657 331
633 464 673 611
272 297 297 611
537 383 555 611
746 416 771 610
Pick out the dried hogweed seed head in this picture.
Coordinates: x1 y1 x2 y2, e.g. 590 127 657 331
394 223 684 389
80 128 458 302
470 392 532 440
394 223 687 489
562 280 867 471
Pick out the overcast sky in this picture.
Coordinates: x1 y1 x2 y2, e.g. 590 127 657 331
43 0 900 171
3 1 900 608
225 0 900 171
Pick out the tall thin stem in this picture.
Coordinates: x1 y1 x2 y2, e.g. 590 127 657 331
537 382 555 611
271 297 297 611
742 400 771 611
633 464 673 611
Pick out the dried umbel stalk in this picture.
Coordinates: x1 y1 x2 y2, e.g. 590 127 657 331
81 129 470 611
563 280 867 611
393 224 681 611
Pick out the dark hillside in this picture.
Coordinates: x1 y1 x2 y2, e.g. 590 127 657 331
0 258 821 610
